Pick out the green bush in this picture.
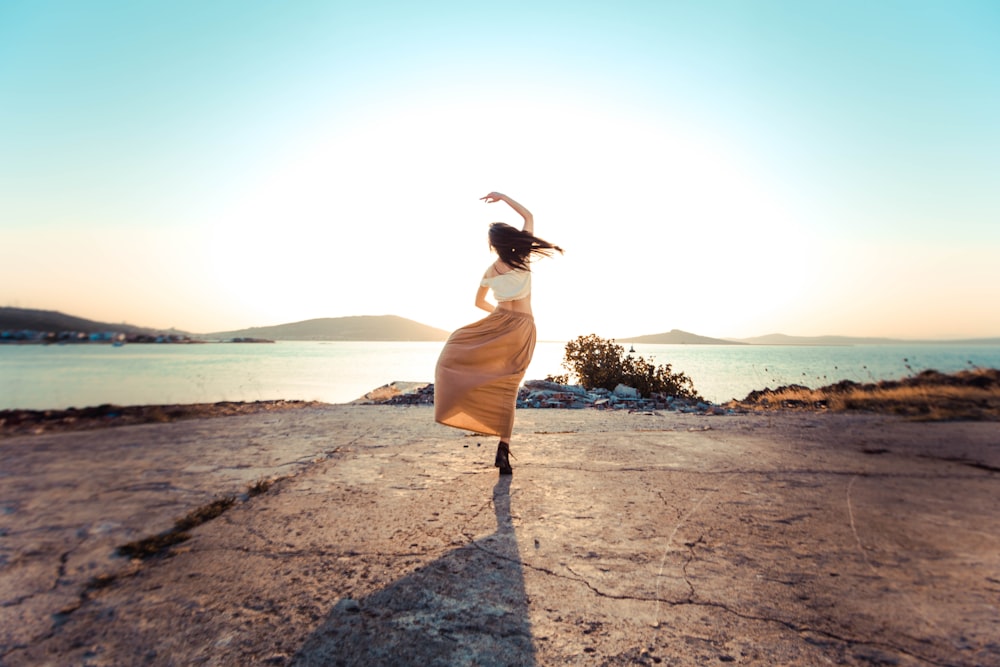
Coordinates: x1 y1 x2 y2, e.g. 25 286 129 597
556 334 701 400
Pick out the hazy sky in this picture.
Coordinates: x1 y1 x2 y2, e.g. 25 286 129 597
2 0 998 341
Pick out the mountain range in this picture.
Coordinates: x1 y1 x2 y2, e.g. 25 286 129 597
619 329 1000 346
2 307 998 345
0 308 450 342
205 315 450 342
726 333 1000 346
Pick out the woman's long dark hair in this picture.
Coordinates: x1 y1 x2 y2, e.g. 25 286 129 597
489 223 563 271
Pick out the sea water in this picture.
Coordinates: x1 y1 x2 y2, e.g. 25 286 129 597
1 340 998 410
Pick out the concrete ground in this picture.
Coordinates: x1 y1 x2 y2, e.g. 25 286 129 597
2 405 998 666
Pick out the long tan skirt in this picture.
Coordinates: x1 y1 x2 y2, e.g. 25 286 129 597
434 309 536 440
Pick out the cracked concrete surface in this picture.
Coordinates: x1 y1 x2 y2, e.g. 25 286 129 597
1 405 999 665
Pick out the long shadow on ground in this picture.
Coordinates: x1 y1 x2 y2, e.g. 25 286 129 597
291 477 535 666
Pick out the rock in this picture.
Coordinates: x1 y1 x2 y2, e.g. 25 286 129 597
357 380 720 415
523 379 570 392
356 383 434 406
334 598 361 613
613 384 639 399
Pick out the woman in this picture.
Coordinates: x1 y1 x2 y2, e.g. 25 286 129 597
435 192 563 475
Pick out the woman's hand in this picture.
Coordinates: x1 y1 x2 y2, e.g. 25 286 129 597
480 192 506 204
480 192 533 233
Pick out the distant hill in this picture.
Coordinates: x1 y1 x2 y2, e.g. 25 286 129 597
730 333 903 346
618 329 744 345
617 329 1000 346
946 337 1000 345
203 315 450 342
0 307 165 336
0 308 449 342
729 333 1000 346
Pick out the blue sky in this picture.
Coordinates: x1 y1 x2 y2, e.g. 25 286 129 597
2 0 998 340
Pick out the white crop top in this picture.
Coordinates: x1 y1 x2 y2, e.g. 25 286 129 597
481 267 531 301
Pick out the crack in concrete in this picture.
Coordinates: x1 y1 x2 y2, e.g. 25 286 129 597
686 597 953 667
468 538 950 666
2 536 87 611
445 473 954 667
917 454 1000 473
188 545 442 561
679 535 701 600
536 555 954 667
102 481 187 494
0 548 128 662
0 464 320 661
845 474 946 656
651 475 734 630
535 464 989 482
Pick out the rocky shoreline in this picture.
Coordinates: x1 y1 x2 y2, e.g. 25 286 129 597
0 380 736 440
362 379 729 414
0 400 326 438
5 367 998 439
357 367 1000 420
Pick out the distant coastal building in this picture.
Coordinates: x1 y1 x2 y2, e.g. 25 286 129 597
0 329 198 344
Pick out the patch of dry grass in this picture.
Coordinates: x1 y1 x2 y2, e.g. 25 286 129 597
114 477 287 560
116 495 237 560
114 476 288 561
247 477 274 497
729 368 1000 421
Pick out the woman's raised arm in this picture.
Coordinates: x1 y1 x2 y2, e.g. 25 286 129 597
480 192 534 235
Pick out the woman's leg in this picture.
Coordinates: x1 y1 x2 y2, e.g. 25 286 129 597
495 400 516 475
495 440 512 475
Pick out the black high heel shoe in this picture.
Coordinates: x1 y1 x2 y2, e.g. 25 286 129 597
494 441 513 475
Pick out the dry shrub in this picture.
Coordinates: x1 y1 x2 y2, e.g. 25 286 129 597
733 368 1000 421
173 496 236 531
144 406 172 423
837 383 999 420
560 334 701 399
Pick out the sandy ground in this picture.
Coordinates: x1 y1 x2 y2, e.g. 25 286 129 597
1 405 999 666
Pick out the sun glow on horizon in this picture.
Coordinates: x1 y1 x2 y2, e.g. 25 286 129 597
197 94 822 339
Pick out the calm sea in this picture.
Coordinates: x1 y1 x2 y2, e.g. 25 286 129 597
2 340 999 410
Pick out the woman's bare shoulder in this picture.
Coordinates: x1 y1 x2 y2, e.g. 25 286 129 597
486 260 513 277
